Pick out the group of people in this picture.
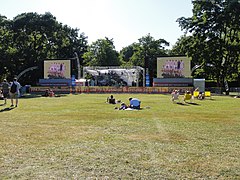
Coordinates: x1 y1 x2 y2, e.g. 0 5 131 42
171 89 193 103
172 89 195 102
107 95 141 110
42 89 55 97
171 88 205 103
1 78 21 107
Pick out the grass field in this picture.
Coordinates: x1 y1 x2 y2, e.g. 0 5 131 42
0 93 239 179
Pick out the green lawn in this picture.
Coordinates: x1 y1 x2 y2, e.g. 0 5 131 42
0 93 239 179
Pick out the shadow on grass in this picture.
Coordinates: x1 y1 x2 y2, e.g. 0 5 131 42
0 107 15 112
174 102 200 106
176 102 189 106
185 102 200 106
20 94 68 99
196 98 215 101
20 94 42 99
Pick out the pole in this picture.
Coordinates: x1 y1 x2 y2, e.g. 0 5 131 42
74 52 81 79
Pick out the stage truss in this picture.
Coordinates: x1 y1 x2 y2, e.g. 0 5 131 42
83 66 145 87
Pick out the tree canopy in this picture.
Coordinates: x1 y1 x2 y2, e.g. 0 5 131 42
0 12 88 85
82 37 120 67
119 34 169 85
176 0 240 87
1 1 239 88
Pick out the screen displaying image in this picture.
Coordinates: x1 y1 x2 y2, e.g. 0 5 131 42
157 57 191 78
44 60 71 79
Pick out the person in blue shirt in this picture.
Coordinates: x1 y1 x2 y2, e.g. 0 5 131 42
129 97 141 109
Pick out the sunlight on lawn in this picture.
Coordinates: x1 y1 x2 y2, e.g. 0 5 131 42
0 94 239 179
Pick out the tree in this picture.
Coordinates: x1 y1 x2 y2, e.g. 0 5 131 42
177 0 240 88
0 12 88 84
170 35 191 56
83 37 120 66
120 34 169 85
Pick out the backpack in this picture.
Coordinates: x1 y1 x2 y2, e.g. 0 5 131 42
10 82 17 93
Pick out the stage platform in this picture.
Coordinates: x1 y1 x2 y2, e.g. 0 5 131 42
153 78 193 87
39 79 72 86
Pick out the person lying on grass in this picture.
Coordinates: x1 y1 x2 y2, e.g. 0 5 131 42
118 102 128 110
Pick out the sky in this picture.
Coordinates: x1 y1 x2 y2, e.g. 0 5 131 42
0 0 193 51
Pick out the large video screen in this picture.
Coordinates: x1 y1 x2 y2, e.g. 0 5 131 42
44 60 71 79
157 56 191 78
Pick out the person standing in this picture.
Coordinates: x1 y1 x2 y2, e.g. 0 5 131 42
1 79 10 105
9 78 21 107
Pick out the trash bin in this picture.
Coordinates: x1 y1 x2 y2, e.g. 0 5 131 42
25 85 31 93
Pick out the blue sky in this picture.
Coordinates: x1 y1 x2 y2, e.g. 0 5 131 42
0 0 193 51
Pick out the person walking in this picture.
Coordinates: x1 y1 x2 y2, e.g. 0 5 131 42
9 78 21 107
1 79 10 105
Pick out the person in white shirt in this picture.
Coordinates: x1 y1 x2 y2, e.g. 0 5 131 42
171 89 180 102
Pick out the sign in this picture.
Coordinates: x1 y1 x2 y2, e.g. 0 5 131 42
44 60 71 79
157 56 191 78
146 74 150 87
71 75 76 86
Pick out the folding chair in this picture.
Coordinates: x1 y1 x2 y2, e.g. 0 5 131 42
204 91 211 99
193 91 199 98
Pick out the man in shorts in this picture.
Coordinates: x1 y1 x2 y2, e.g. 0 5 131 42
9 78 21 107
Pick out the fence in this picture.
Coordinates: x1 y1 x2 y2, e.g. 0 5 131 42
30 86 194 94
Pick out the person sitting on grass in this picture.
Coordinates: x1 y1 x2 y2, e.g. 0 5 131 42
171 89 179 102
198 92 205 100
42 89 50 97
183 91 193 103
129 97 141 109
107 95 116 104
49 89 55 97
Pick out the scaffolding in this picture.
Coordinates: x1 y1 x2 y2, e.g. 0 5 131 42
83 66 145 87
